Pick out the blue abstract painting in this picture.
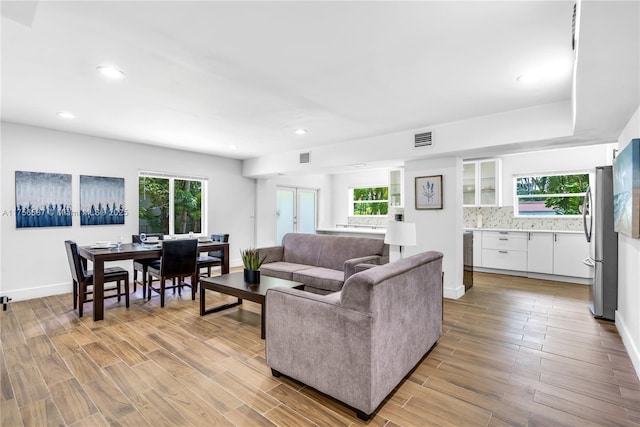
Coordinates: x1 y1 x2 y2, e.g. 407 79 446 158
613 138 640 238
15 171 72 228
80 175 125 226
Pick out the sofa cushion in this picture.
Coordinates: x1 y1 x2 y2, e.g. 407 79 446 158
317 236 386 271
260 262 312 281
281 233 387 272
292 267 345 293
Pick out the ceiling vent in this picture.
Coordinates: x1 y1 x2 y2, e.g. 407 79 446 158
414 131 433 148
299 152 310 164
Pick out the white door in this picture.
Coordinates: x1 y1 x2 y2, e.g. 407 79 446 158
276 187 317 244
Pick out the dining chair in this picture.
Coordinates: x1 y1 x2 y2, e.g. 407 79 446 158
147 239 198 307
64 240 130 318
197 233 230 279
132 233 163 297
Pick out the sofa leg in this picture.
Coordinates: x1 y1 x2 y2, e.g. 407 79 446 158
271 369 282 378
356 410 371 421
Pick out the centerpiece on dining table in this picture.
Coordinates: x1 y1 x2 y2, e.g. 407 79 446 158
240 248 266 284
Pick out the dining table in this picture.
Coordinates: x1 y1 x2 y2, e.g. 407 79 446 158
78 240 230 321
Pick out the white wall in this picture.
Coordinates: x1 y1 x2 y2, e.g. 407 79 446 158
614 106 640 379
404 156 464 299
0 122 256 301
330 168 390 226
254 174 332 247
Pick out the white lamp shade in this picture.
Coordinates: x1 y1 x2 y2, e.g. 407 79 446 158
384 221 417 246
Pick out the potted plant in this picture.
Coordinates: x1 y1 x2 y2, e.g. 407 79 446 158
240 248 266 284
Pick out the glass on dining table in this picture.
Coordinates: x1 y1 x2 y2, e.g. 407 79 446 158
116 235 123 250
140 233 147 244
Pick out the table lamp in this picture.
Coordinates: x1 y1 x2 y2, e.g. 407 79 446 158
384 221 417 258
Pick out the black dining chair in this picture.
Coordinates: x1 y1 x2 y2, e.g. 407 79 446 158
147 239 198 307
64 240 130 318
197 233 230 279
132 233 163 297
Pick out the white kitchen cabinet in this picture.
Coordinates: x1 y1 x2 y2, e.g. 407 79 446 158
553 233 592 278
481 231 527 271
527 232 554 274
462 159 501 207
473 230 591 281
389 169 404 207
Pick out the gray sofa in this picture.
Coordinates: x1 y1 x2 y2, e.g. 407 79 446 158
257 233 389 294
265 251 444 420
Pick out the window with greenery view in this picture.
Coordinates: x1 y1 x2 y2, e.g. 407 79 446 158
514 172 590 217
350 186 389 216
139 173 206 235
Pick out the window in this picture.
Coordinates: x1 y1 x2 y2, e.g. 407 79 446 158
138 172 207 235
514 172 589 217
350 186 389 216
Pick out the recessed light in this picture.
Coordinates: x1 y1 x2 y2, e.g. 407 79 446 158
295 129 307 135
56 111 75 120
229 145 237 150
97 65 125 79
351 163 368 168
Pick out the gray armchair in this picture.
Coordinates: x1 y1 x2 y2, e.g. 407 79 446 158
265 251 443 420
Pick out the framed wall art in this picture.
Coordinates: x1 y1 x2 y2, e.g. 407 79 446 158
80 175 125 225
613 138 640 238
15 171 72 228
415 175 443 210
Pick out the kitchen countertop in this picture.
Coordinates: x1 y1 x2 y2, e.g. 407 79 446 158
464 227 583 234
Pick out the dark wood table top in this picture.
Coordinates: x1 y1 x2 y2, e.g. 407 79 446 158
200 272 303 300
78 241 229 262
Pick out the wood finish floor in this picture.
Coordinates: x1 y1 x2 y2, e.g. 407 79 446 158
1 271 639 426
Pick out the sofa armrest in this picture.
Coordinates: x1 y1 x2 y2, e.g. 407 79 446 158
257 246 284 263
344 255 382 280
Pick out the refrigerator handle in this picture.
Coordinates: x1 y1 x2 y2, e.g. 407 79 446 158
583 186 592 243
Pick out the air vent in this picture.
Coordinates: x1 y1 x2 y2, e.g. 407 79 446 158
414 131 433 148
299 152 310 164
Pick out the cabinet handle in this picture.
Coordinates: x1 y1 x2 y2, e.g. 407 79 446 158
554 233 557 242
498 250 508 254
499 231 508 235
499 238 508 241
528 232 531 240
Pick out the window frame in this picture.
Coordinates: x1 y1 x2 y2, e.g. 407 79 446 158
348 185 389 217
513 171 591 218
138 171 208 236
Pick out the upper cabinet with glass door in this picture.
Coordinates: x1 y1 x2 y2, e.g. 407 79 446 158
462 159 502 207
389 169 404 208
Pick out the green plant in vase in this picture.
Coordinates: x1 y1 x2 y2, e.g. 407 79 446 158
240 248 266 284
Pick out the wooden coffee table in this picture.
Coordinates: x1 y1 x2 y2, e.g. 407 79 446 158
199 272 304 339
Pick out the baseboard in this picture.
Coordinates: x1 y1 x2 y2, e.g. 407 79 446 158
615 310 640 380
2 281 72 302
475 267 591 285
443 284 465 299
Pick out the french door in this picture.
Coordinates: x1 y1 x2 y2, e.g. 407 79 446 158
276 187 317 244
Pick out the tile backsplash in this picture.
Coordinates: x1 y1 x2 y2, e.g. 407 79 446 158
464 207 583 231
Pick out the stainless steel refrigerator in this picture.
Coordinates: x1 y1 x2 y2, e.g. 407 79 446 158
583 165 618 320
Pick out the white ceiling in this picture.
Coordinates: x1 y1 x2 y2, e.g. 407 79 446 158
1 1 583 162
